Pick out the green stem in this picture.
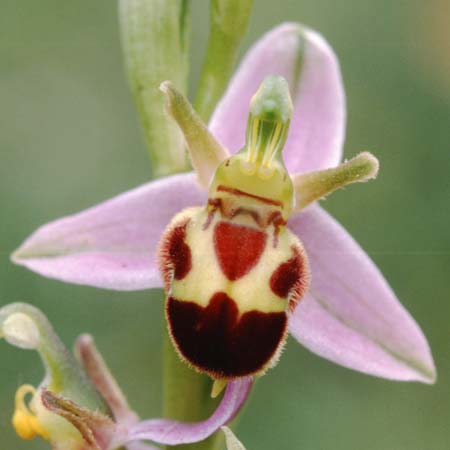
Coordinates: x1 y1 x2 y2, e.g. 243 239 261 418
119 0 191 176
163 330 224 450
194 0 253 122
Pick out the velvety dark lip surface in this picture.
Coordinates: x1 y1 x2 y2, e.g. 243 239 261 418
167 293 287 378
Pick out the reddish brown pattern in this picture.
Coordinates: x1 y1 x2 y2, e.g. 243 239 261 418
159 219 192 289
270 246 308 311
214 221 267 281
167 293 287 378
217 185 284 207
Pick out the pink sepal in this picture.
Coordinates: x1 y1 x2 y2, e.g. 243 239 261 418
12 173 205 290
209 23 345 174
288 205 436 383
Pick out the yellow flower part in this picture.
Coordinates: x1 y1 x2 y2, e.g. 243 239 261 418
12 385 49 441
12 384 86 448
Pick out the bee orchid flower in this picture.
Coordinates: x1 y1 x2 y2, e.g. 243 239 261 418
12 23 435 387
0 303 252 450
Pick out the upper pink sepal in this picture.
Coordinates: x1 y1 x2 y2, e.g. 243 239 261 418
12 173 205 290
209 22 345 175
288 205 436 383
113 378 252 447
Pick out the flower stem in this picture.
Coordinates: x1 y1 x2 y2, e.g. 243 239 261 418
119 0 191 176
194 0 253 122
163 330 223 450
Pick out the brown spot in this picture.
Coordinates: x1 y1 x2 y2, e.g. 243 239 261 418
270 246 309 311
203 198 222 230
214 221 267 281
217 185 283 208
167 293 287 378
159 219 192 289
208 197 265 226
266 211 286 247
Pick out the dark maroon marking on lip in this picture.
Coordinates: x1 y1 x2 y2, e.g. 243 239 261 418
167 293 287 378
159 219 192 287
217 185 283 208
207 196 265 227
203 198 222 230
266 210 286 247
270 246 309 310
214 221 267 281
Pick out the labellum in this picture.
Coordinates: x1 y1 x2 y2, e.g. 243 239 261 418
159 76 310 381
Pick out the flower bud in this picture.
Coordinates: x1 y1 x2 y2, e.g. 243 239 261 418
2 312 40 349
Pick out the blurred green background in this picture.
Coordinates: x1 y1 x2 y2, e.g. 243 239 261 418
1 0 449 449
